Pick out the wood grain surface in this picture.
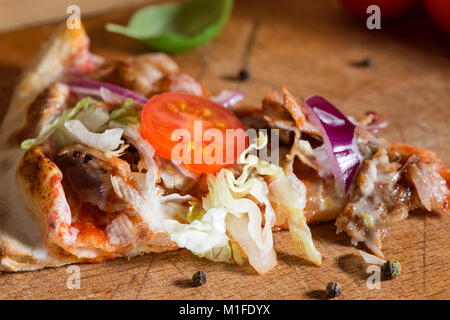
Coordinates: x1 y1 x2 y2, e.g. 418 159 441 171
0 0 449 300
0 0 158 32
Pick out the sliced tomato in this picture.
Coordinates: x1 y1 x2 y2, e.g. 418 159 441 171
141 93 247 174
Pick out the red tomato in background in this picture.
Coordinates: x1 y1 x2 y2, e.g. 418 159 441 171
339 0 418 19
424 0 450 34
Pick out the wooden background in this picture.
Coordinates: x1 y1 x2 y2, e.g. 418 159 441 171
0 0 155 32
0 0 449 300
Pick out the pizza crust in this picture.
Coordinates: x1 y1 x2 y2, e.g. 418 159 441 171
0 24 92 271
0 23 183 271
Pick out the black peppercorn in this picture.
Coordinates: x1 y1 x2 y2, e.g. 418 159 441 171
192 271 207 286
238 69 250 81
351 57 372 68
381 260 401 279
326 282 342 298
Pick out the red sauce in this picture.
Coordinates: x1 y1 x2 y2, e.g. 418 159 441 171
70 203 120 251
71 221 109 250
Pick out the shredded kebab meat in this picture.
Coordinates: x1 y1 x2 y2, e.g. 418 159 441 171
260 88 449 257
57 144 132 213
94 54 203 97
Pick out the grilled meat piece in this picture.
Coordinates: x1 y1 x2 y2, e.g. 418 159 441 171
57 144 131 213
95 53 178 95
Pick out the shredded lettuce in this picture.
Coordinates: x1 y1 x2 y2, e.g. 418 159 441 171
160 134 279 268
197 133 321 269
203 134 280 252
109 98 140 125
64 120 126 156
21 97 99 150
21 97 139 152
193 239 246 265
105 142 130 158
165 203 245 265
75 106 110 132
20 96 134 158
229 239 246 265
53 105 111 150
163 208 230 253
186 201 206 223
162 133 320 273
269 173 322 266
204 170 276 251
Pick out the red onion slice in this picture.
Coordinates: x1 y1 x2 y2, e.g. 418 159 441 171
210 90 244 108
68 78 149 105
304 96 362 195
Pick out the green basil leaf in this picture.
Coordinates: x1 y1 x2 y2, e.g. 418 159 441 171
105 0 233 53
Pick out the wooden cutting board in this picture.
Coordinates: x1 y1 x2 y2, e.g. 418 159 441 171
0 0 449 300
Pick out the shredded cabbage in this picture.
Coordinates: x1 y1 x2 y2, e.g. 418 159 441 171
226 213 277 274
109 98 140 125
194 245 234 263
194 239 246 265
21 97 138 152
64 120 126 156
204 170 276 251
165 202 245 265
164 208 230 253
75 106 110 132
53 105 111 150
21 97 99 150
203 134 280 252
163 133 321 273
158 134 277 269
186 201 206 223
269 173 322 266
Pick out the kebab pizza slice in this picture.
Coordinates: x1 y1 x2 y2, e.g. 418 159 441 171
0 23 321 273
